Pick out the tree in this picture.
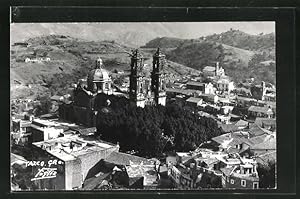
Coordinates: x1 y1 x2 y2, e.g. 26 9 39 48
34 95 52 116
257 161 276 188
96 96 224 157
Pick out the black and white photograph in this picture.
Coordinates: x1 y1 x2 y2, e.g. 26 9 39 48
10 21 276 191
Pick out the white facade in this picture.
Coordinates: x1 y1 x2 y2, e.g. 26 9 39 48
204 83 216 95
217 79 235 93
158 96 167 106
43 127 63 141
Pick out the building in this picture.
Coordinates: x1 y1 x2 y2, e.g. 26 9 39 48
250 133 276 158
254 117 276 131
263 91 276 102
32 134 120 190
220 158 259 189
250 81 275 102
248 106 274 119
30 118 64 142
166 88 201 98
186 81 215 95
167 150 225 189
186 97 203 108
125 163 158 189
59 57 112 127
216 78 235 94
87 58 113 95
211 131 253 154
199 94 219 104
202 62 225 77
236 96 256 107
25 57 51 63
221 105 234 115
129 48 167 108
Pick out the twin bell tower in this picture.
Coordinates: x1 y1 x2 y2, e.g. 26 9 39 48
129 48 167 108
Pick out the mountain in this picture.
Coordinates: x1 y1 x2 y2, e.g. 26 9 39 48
142 37 186 49
203 29 275 58
10 23 202 47
10 35 200 99
142 30 275 84
166 41 225 70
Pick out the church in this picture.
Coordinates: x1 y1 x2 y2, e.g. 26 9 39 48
59 48 167 127
129 48 167 108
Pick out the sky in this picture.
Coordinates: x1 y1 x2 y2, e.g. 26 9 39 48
10 22 275 45
175 22 275 38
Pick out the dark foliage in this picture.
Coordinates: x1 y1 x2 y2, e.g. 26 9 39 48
11 164 38 190
96 97 224 158
167 41 225 71
257 161 276 188
33 95 52 116
204 29 275 52
142 37 186 48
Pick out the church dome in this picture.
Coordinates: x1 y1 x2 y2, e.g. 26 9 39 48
88 68 110 82
87 57 111 83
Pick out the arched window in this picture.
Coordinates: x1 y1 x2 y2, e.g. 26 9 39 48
105 82 109 90
140 83 143 93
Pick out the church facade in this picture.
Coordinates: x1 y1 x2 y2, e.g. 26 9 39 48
59 58 113 127
129 48 167 108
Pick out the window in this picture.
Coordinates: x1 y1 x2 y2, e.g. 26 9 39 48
231 179 235 184
105 83 109 90
241 180 246 187
253 182 259 189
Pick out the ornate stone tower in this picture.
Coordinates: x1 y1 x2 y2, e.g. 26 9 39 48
151 48 167 106
129 50 148 108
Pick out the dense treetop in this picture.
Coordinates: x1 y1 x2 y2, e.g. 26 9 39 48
95 95 224 158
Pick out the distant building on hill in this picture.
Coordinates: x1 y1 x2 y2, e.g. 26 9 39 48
216 78 235 94
203 62 225 77
25 57 51 63
186 81 215 95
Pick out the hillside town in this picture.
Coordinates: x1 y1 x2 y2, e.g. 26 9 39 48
11 45 276 191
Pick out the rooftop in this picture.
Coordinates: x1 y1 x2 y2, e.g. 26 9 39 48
251 134 276 150
105 151 153 166
211 131 254 149
33 134 117 162
11 153 27 165
217 78 231 84
186 81 205 87
165 88 201 96
203 66 216 72
254 117 276 128
234 119 249 127
186 97 202 104
217 122 240 133
125 164 157 186
248 123 271 137
248 106 273 114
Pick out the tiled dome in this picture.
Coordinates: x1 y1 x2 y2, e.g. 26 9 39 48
88 68 110 82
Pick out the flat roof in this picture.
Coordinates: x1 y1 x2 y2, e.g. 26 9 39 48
186 97 202 103
248 106 273 113
203 66 216 72
33 134 117 162
186 81 205 87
